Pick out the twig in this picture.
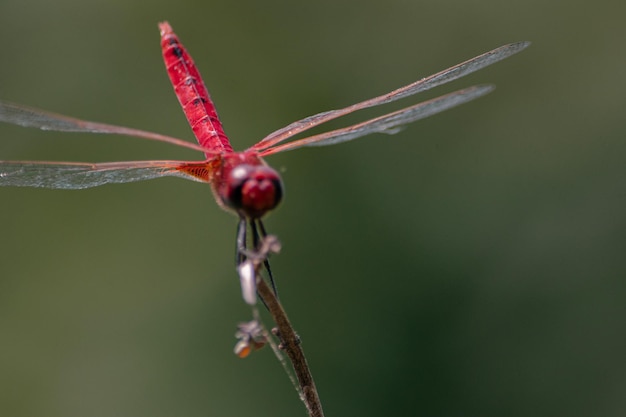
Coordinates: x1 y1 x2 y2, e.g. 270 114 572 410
256 277 324 417
240 235 325 417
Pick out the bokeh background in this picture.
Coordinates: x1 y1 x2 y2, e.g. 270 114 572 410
1 0 624 416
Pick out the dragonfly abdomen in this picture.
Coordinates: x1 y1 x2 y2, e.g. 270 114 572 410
159 22 233 156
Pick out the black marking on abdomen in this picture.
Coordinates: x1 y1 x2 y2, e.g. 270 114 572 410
171 45 184 58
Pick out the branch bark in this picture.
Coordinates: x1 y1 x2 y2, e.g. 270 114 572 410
256 277 324 417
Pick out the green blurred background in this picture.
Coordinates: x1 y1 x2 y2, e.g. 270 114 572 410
1 0 624 416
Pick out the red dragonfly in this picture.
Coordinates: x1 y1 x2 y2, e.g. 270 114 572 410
0 22 528 278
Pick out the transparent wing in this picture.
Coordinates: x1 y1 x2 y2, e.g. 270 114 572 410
252 41 530 153
0 101 209 153
259 85 493 156
0 160 211 189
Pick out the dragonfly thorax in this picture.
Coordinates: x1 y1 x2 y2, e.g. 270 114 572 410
219 163 283 219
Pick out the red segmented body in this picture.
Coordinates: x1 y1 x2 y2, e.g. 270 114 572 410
159 22 282 218
159 22 232 156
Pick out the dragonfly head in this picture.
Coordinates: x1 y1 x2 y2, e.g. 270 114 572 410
221 164 283 219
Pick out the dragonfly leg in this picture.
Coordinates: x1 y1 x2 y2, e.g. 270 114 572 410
256 220 278 296
251 219 278 297
235 216 247 266
235 217 279 305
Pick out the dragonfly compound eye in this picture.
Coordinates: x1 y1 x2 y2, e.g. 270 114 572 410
224 165 283 218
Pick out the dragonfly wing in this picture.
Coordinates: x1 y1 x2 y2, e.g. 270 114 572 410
0 101 209 153
0 160 211 189
252 41 529 152
260 85 494 155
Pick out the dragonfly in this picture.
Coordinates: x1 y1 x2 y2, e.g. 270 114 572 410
0 22 529 291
